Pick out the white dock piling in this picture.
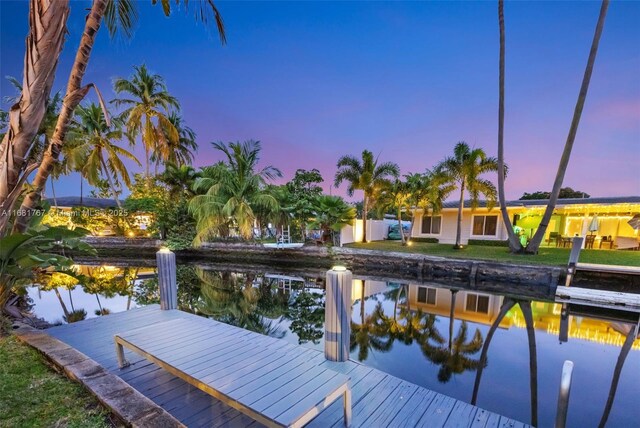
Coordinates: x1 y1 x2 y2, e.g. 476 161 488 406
325 266 352 362
157 247 177 310
555 360 574 428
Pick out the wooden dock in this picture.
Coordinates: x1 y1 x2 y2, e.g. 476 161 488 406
576 262 640 276
46 305 529 427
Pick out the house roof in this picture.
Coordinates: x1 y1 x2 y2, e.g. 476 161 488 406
45 197 118 209
440 196 640 210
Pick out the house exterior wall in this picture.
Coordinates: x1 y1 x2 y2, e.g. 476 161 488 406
411 208 509 245
404 285 506 326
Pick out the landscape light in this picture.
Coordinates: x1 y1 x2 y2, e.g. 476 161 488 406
332 265 347 272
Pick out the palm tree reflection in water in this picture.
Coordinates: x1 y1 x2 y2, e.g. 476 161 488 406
197 269 286 338
350 285 485 385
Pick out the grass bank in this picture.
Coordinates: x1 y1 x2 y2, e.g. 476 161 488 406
0 334 115 428
347 241 640 267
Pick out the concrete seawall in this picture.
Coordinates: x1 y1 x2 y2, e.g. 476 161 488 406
78 238 572 294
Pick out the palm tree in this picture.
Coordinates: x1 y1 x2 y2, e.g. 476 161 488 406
526 0 609 254
334 150 399 243
471 299 538 427
155 112 197 169
377 179 411 244
405 171 455 245
9 0 226 234
309 195 356 245
496 0 523 253
436 142 499 249
112 64 179 176
350 301 393 362
160 163 199 198
68 103 140 209
430 320 484 383
189 140 282 243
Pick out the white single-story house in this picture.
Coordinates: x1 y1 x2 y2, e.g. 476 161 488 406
411 196 640 248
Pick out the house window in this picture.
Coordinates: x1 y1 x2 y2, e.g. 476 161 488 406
417 287 437 305
466 293 490 314
421 216 442 234
473 215 498 236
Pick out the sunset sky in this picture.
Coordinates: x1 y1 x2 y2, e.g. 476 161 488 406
1 1 639 201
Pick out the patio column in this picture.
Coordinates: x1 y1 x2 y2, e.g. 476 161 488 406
325 266 352 362
157 247 177 310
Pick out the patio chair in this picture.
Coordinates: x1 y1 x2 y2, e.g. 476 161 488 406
585 235 595 249
547 232 560 246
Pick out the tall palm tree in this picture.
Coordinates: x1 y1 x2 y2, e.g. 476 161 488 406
309 195 356 245
9 0 226 234
377 179 411 244
496 0 523 253
160 162 199 198
429 320 484 383
189 140 282 243
436 142 499 249
526 0 609 253
68 103 140 209
155 112 197 169
350 301 393 362
112 64 179 176
334 150 399 243
405 171 455 244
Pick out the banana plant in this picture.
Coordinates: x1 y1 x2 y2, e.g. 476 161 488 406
0 207 95 312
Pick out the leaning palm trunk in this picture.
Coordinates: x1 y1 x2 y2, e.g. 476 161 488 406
99 156 123 209
520 301 538 427
496 0 522 253
471 298 516 404
53 287 70 319
598 325 637 428
13 0 109 233
0 0 69 237
526 0 609 253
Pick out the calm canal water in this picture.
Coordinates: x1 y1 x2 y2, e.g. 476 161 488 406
28 262 640 428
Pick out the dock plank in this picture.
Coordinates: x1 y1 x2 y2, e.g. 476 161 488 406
47 306 529 428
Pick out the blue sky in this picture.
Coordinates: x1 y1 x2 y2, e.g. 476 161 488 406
1 0 639 200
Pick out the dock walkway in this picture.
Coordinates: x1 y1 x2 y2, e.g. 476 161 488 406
46 305 529 427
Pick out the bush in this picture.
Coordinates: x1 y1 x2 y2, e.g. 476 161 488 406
468 239 509 247
411 237 439 243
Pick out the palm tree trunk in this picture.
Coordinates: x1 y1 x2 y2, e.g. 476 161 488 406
526 0 609 253
145 145 150 177
13 0 109 233
496 0 523 253
520 301 538 427
0 0 69 223
51 177 58 208
455 182 465 248
471 298 516 404
598 325 637 428
362 194 368 243
448 290 458 352
68 288 75 312
95 293 103 314
100 156 123 209
80 175 83 205
398 205 406 245
53 287 70 319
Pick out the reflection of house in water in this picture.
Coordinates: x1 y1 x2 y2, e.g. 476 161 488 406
351 279 390 304
398 283 640 350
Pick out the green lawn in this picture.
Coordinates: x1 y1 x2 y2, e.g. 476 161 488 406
0 335 115 428
347 241 640 267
